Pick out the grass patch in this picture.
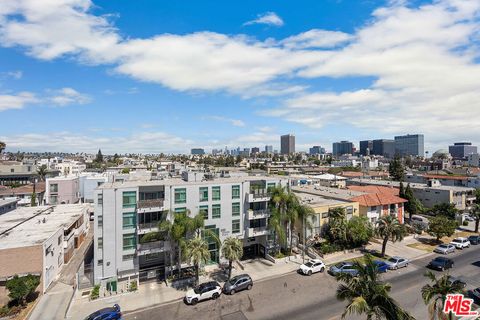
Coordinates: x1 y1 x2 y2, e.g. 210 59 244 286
407 242 435 253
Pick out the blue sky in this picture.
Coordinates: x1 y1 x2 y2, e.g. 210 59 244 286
0 0 479 154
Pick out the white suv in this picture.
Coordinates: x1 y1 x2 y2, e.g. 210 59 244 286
185 281 222 305
299 259 325 276
450 237 470 249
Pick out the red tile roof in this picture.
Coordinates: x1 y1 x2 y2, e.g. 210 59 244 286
423 174 468 181
347 185 407 206
348 185 399 196
0 182 46 196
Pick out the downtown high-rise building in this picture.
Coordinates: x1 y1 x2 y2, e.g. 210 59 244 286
265 145 273 154
449 142 477 160
280 134 295 154
394 134 424 157
359 140 373 156
372 139 395 158
332 141 354 156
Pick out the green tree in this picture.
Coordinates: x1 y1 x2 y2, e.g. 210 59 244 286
268 207 286 254
159 212 189 278
221 237 243 281
470 203 480 233
121 168 130 174
389 156 405 181
0 141 5 153
95 149 103 163
375 215 406 258
421 271 464 320
403 184 423 220
185 238 210 285
30 192 37 207
431 203 457 220
36 165 48 181
326 207 348 245
346 216 373 247
270 186 298 251
427 216 457 242
6 274 40 305
336 254 413 320
399 182 405 198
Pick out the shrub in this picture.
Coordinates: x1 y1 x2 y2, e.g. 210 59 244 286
6 274 40 306
129 280 138 292
462 220 469 226
90 285 100 300
274 252 286 259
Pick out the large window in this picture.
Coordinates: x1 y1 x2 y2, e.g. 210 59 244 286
123 191 136 208
175 207 186 214
204 225 219 264
212 204 221 219
50 184 58 193
232 185 240 199
123 234 136 250
232 219 240 233
97 237 103 249
123 212 136 229
212 186 221 201
174 188 187 204
97 215 103 227
199 205 208 220
97 193 103 205
199 187 208 202
232 202 240 216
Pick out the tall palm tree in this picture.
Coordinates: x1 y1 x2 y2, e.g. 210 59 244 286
185 238 210 285
421 271 465 320
158 211 189 278
221 237 243 281
36 165 48 181
270 186 299 252
268 207 286 254
470 203 480 233
375 215 406 258
328 207 348 244
336 254 413 320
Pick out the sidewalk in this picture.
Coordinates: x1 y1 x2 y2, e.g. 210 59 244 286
365 235 432 261
29 282 74 320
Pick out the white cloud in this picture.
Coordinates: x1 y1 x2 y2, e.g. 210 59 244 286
205 116 245 127
2 70 23 79
281 30 353 49
0 91 38 111
243 12 284 27
48 87 91 106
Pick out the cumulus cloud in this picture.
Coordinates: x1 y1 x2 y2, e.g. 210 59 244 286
280 30 354 49
243 12 284 27
0 92 38 111
48 87 91 106
205 116 246 127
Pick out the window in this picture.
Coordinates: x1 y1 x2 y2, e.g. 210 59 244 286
122 254 134 261
123 212 136 229
212 204 221 219
50 184 58 193
98 237 103 249
174 188 187 204
49 195 58 205
175 207 186 214
199 187 208 202
97 181 104 187
232 185 240 199
232 202 240 216
98 259 103 266
97 193 103 205
123 191 136 208
97 215 103 227
123 234 136 250
212 186 221 201
267 182 276 191
232 219 240 233
199 205 208 220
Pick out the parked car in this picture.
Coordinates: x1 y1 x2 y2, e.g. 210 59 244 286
468 235 480 245
434 243 456 255
470 287 480 303
464 214 475 222
328 262 359 277
223 274 253 295
372 260 389 273
299 259 326 276
450 237 471 249
84 304 121 320
185 281 222 305
447 276 467 289
384 256 409 270
428 257 454 271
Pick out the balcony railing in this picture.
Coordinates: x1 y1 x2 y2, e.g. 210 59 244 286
137 199 164 209
137 240 165 255
250 189 271 199
248 226 269 237
137 221 161 231
248 209 270 219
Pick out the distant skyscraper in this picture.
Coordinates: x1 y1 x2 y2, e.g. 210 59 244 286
191 148 205 155
265 145 273 154
251 147 260 155
449 142 477 160
332 141 354 156
359 140 373 156
280 134 295 154
309 146 325 155
372 139 395 158
394 134 424 157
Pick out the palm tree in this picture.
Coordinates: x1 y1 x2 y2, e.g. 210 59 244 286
0 141 5 153
295 203 315 256
470 203 480 233
185 237 210 285
158 211 189 278
336 254 413 320
375 215 406 258
421 271 465 320
328 207 348 244
36 165 48 181
221 237 243 281
268 207 286 254
270 186 299 252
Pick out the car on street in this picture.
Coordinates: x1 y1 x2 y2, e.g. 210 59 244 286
384 256 409 270
84 304 121 320
222 274 253 295
447 276 467 289
428 257 454 271
299 259 326 276
470 287 480 303
372 260 389 273
185 281 222 305
468 235 480 245
450 237 471 249
328 262 359 277
434 243 456 254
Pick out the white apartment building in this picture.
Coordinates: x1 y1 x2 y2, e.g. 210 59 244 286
93 174 287 287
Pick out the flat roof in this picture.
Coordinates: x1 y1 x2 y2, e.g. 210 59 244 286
291 185 365 201
0 204 89 250
0 198 18 207
294 191 353 207
348 178 475 192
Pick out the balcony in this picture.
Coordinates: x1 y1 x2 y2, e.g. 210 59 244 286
137 199 164 213
137 221 160 234
248 209 270 220
247 226 270 237
248 190 271 203
137 240 165 256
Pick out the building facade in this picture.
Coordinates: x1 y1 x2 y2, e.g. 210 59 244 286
394 134 424 157
372 139 395 158
333 141 354 156
359 140 373 156
449 142 477 160
280 134 295 154
191 148 205 155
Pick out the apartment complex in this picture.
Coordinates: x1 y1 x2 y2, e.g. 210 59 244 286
93 174 287 287
280 134 295 154
46 176 80 205
394 134 424 157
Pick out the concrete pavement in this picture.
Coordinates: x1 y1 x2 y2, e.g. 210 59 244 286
124 244 480 320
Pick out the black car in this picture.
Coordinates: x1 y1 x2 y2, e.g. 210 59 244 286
223 274 253 295
468 235 480 245
447 276 467 289
428 257 454 271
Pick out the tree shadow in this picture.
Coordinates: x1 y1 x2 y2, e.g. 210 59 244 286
472 261 480 268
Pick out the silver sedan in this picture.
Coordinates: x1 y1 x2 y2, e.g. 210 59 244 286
434 244 456 255
385 256 410 270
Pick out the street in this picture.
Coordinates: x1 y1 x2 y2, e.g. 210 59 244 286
125 245 480 320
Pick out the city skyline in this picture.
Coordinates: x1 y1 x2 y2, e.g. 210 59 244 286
1 1 480 154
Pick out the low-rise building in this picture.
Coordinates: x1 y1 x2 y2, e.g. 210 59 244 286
0 198 17 215
0 161 37 186
0 182 45 206
46 176 80 205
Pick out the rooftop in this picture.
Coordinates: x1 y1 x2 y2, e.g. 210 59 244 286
0 182 46 196
0 198 18 207
0 204 89 250
348 178 475 192
294 191 352 207
290 185 364 201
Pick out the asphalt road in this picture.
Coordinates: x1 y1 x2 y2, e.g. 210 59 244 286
125 245 480 320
